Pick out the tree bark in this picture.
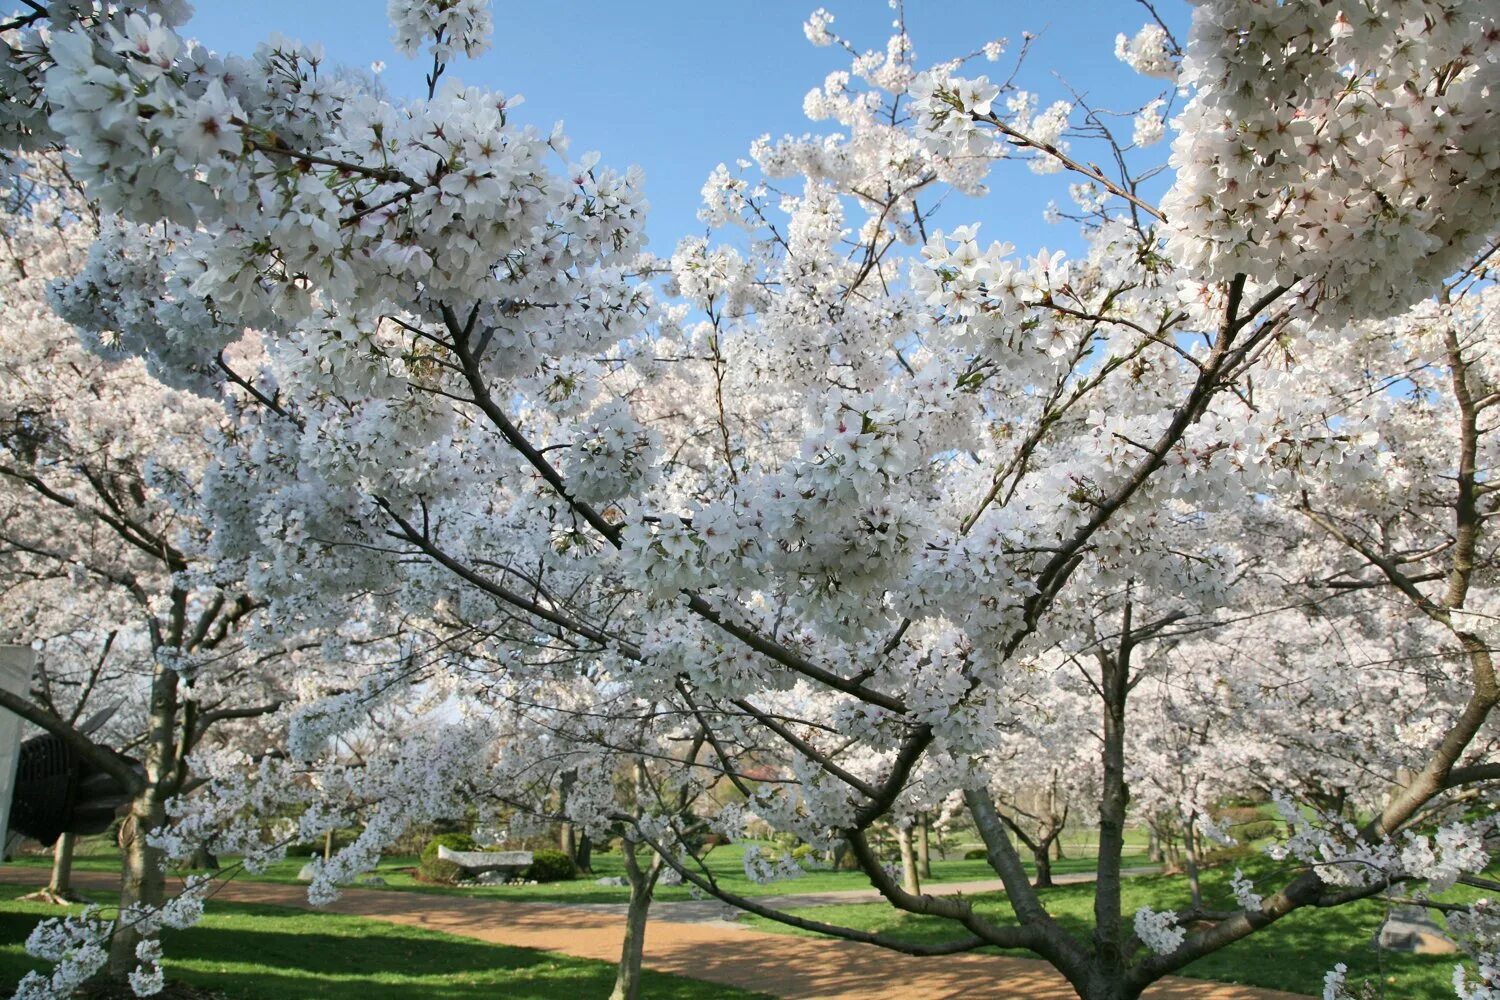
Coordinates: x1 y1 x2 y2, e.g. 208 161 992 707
1182 817 1203 911
50 831 76 897
896 824 920 895
1076 972 1148 1000
107 660 178 978
610 838 661 1000
1032 842 1054 889
916 813 931 879
1092 640 1132 984
558 769 578 861
575 832 593 874
23 831 84 904
187 843 219 870
107 789 167 976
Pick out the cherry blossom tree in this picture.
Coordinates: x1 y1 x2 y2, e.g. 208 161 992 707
0 158 324 990
3 1 1499 999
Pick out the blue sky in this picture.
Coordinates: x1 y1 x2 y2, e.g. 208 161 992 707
185 0 1189 257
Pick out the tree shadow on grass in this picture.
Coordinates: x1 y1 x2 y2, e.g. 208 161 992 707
3 901 751 1000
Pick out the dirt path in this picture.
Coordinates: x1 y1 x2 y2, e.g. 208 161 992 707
0 868 1309 999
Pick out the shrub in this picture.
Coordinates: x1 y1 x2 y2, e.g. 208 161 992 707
1202 842 1254 866
524 848 577 883
418 832 477 884
790 843 816 861
964 847 989 860
1232 820 1278 844
1217 805 1267 826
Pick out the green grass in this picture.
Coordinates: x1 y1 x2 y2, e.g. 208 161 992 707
741 857 1473 999
8 836 1152 905
0 886 768 1000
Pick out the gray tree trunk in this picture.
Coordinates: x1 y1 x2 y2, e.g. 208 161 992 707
610 839 661 1000
107 790 167 976
49 832 76 896
1032 842 1054 889
107 661 177 978
896 824 920 894
916 813 932 879
1182 817 1203 910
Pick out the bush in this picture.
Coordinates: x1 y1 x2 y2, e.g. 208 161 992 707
964 847 989 860
1233 820 1278 844
524 848 577 883
418 833 477 884
1202 842 1254 866
790 843 816 861
1217 805 1267 826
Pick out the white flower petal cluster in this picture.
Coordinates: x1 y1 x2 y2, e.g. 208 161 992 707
1133 906 1186 956
389 0 494 61
1162 0 1500 319
1114 24 1178 80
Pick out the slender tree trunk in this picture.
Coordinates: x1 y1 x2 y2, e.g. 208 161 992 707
558 769 578 862
107 660 178 979
50 832 76 897
324 828 334 863
107 789 167 976
1182 817 1203 911
1054 832 1066 861
1092 641 1132 983
916 813 931 879
610 838 661 1000
896 824 920 894
575 832 593 874
1032 843 1054 889
24 831 83 903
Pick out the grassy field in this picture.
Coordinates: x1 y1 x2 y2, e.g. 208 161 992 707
6 835 1153 905
741 857 1471 999
0 886 768 1000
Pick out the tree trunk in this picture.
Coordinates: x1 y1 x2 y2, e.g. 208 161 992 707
22 831 84 904
1076 972 1148 1000
1182 817 1203 911
50 831 76 896
1146 825 1162 863
187 843 219 870
896 824 920 894
1054 833 1066 861
107 790 167 976
575 832 593 874
610 839 661 1000
1032 843 1054 889
558 769 578 862
107 659 178 979
1092 644 1131 985
916 813 932 879
324 828 334 862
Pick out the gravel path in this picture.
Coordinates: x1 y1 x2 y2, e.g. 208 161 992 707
0 868 1310 999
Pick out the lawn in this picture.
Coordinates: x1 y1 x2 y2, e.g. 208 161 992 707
0 886 768 1000
6 835 1153 905
740 857 1472 999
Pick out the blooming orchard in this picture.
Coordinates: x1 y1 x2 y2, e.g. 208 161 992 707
1 1 1499 999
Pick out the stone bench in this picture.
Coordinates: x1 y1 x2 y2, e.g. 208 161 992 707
437 846 533 880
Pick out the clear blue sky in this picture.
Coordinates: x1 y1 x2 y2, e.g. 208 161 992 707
185 0 1189 257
